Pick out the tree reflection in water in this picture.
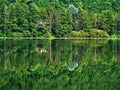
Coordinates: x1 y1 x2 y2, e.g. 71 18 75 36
68 45 78 71
0 39 120 90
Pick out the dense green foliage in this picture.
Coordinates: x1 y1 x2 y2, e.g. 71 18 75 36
66 29 110 38
0 39 120 90
0 0 120 37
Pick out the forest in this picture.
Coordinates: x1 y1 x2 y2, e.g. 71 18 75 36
0 0 120 38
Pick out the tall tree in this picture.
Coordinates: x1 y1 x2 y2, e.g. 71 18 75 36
28 2 40 36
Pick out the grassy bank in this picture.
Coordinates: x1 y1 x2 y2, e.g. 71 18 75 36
66 29 110 38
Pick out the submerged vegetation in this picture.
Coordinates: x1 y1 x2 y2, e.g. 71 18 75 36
0 0 120 37
0 39 120 90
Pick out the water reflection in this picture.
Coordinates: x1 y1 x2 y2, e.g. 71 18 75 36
68 46 78 71
0 39 120 90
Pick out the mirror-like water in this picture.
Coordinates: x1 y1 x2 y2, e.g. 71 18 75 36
0 39 120 90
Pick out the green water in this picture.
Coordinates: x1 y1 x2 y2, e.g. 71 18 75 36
0 39 120 90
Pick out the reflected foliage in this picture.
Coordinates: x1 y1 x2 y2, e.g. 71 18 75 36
0 39 120 90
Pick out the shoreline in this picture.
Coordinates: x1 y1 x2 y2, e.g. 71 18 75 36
0 37 119 40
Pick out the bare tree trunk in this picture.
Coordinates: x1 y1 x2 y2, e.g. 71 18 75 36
49 11 53 33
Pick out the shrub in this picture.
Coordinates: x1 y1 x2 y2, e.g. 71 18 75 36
87 29 110 38
79 31 89 37
110 34 118 39
67 29 109 38
70 31 80 37
116 31 120 38
7 32 23 37
0 32 4 37
23 31 31 37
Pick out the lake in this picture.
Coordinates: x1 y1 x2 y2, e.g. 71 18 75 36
0 39 120 90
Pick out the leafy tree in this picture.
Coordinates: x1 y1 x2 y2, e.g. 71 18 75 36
28 2 40 36
97 10 115 35
115 13 120 31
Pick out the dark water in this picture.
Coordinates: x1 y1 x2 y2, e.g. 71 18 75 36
0 39 120 90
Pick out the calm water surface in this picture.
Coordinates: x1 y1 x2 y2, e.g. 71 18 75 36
0 39 120 90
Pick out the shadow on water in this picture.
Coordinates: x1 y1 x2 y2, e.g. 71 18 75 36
0 39 120 90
